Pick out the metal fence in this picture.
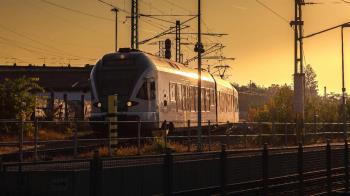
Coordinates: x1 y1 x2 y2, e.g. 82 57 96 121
0 120 349 162
1 141 350 195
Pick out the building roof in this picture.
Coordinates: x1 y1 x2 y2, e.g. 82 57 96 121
0 64 93 91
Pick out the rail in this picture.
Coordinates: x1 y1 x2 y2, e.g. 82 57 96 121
0 120 349 162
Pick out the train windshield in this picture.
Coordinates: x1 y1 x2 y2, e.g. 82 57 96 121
94 56 147 111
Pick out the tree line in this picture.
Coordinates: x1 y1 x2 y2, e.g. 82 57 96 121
243 65 347 123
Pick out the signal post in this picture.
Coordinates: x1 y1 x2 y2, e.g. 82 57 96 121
108 94 118 156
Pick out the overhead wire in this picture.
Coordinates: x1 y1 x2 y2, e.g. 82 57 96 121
39 0 114 21
255 0 291 26
0 36 66 59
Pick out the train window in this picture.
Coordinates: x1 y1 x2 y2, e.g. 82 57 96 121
137 80 155 100
225 94 228 112
201 89 205 111
150 81 156 100
169 82 176 102
206 89 210 111
194 87 197 112
137 81 148 100
234 96 239 112
210 89 214 106
182 85 187 111
230 94 233 112
176 84 183 111
218 92 222 112
190 86 195 112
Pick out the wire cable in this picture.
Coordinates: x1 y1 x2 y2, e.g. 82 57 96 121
255 0 290 25
39 0 114 21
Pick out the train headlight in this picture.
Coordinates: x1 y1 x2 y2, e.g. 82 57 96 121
126 101 139 107
93 102 102 108
126 101 133 107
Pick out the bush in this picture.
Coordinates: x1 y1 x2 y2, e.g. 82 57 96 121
0 78 43 134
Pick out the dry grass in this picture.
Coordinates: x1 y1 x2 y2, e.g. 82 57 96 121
0 129 72 155
3 134 348 161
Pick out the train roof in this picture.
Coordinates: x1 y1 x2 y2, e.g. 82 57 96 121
145 53 234 90
101 49 235 90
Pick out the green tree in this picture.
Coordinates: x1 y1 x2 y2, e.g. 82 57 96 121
249 85 294 122
304 64 318 98
0 77 43 122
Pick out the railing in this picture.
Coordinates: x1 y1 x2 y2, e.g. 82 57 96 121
1 141 350 195
0 120 349 162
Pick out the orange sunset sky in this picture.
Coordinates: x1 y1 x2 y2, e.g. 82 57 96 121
1 0 350 93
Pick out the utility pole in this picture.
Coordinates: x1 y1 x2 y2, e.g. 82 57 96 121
195 0 204 151
131 0 139 49
291 0 305 143
111 8 119 52
341 25 349 139
175 20 181 63
97 0 120 52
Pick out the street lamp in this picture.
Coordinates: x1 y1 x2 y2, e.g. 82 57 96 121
111 8 119 52
98 0 119 52
302 22 350 140
341 23 350 139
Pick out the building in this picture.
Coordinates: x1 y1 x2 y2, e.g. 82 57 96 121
0 64 93 120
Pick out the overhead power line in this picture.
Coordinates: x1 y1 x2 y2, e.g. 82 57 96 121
0 36 65 58
162 0 193 13
0 24 94 59
97 0 129 14
255 0 290 25
39 0 114 21
0 23 66 55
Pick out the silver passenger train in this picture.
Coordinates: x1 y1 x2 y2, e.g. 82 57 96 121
90 48 239 136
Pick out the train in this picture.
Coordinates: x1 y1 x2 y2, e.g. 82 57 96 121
90 48 239 136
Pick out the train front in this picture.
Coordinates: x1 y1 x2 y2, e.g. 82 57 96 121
90 50 157 137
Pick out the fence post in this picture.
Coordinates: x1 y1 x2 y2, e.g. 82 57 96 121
295 122 298 146
164 124 168 151
284 123 288 147
0 157 3 173
80 94 85 120
90 150 102 196
163 149 173 196
262 143 269 196
19 120 24 163
34 119 39 161
64 94 68 121
220 144 227 195
208 120 212 151
73 124 78 158
297 142 304 196
259 126 263 147
187 120 191 152
226 132 230 149
225 124 230 149
326 140 332 195
108 121 112 157
137 120 141 155
345 139 349 193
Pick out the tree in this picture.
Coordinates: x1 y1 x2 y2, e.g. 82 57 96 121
0 77 43 121
304 64 318 97
249 85 294 122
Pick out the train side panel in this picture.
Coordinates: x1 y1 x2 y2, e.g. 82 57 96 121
156 68 217 129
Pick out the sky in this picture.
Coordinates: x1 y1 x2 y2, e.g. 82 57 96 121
1 0 350 93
